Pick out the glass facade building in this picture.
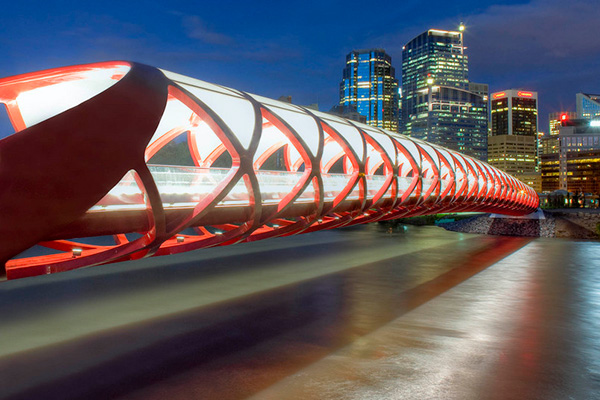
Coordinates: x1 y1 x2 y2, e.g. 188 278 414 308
401 29 488 161
576 93 600 120
469 82 489 123
407 86 487 156
339 49 399 132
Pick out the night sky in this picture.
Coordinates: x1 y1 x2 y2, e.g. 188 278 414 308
0 0 598 134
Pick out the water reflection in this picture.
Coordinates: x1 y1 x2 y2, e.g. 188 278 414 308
0 226 598 400
472 239 600 400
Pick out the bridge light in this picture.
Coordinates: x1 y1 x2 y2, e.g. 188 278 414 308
0 61 540 279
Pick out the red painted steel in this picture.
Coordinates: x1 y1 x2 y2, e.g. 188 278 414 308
0 62 539 280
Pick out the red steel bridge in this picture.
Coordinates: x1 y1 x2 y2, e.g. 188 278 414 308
0 62 539 280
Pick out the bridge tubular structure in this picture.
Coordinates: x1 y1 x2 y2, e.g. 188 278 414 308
0 62 539 279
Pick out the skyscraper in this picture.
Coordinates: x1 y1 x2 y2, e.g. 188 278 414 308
549 111 576 136
541 118 600 193
488 89 540 191
576 93 600 120
469 82 489 122
490 90 538 136
401 28 488 161
339 49 399 131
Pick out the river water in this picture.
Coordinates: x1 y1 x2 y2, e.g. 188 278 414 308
0 224 599 399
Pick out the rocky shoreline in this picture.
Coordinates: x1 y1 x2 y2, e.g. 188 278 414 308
438 210 600 239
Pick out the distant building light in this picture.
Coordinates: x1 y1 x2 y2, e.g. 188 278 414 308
517 91 533 97
429 29 460 36
493 92 506 99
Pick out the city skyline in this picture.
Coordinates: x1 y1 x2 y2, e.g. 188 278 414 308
0 0 598 138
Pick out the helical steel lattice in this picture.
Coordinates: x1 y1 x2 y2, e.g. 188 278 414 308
0 62 538 279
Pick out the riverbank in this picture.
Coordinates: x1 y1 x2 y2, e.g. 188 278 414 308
437 210 600 239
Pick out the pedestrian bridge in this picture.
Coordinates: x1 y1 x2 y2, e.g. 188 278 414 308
0 61 538 279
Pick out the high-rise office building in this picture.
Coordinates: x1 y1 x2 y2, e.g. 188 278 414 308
339 49 399 131
469 81 489 132
542 111 577 175
576 93 600 120
541 118 600 193
468 82 489 98
490 90 538 136
488 89 540 191
549 111 577 136
401 28 488 161
328 104 367 123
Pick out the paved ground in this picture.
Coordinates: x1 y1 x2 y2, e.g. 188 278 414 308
0 224 598 400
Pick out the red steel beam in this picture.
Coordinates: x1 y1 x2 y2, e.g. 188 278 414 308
0 62 539 280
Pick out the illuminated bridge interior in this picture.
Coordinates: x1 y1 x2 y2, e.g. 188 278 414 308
0 62 538 279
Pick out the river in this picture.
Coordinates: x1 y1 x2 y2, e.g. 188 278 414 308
0 224 598 399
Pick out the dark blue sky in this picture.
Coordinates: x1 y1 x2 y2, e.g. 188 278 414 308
1 0 598 132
